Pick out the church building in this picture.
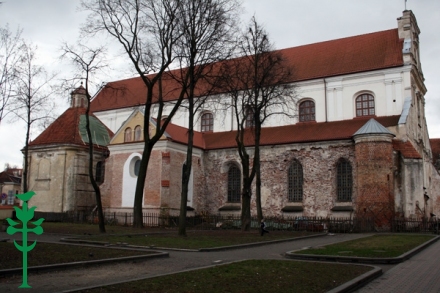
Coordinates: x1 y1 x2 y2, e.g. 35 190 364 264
26 10 440 224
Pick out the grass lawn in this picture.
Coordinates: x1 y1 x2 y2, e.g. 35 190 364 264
80 230 316 249
295 234 435 258
84 259 372 293
0 242 153 270
41 222 154 235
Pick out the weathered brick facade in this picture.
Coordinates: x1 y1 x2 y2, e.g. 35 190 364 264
354 134 395 226
126 140 360 218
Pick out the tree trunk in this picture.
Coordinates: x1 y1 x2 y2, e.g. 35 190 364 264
22 117 30 193
254 119 263 221
241 182 252 231
85 96 105 233
256 164 262 221
133 145 152 228
179 102 194 237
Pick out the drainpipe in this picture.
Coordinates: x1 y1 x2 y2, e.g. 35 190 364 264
324 78 328 123
61 152 67 212
230 96 234 131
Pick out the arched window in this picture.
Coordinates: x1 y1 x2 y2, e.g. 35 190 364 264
201 112 214 132
95 161 105 184
124 128 132 142
337 158 353 201
134 159 141 177
134 125 142 141
245 107 254 128
299 100 315 122
355 94 375 117
288 160 303 202
227 165 241 203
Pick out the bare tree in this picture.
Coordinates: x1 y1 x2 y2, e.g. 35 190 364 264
60 43 109 233
220 17 297 230
82 0 190 227
0 24 24 125
8 42 57 193
171 0 240 236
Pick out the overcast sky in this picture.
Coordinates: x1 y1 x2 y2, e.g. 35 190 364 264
0 0 439 169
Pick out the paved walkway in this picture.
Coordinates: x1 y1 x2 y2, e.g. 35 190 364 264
356 237 440 293
0 232 439 292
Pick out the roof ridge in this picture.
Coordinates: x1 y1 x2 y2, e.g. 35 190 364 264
277 28 398 52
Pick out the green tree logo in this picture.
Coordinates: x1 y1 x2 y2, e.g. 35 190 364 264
6 191 44 288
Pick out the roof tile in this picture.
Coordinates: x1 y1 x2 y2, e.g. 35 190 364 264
29 107 113 148
90 29 403 113
430 138 440 161
392 140 422 159
161 115 400 150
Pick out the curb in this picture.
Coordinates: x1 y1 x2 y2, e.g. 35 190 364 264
327 265 382 293
60 237 111 246
285 235 439 264
0 251 169 277
60 259 382 293
199 232 327 252
60 260 247 293
60 232 328 252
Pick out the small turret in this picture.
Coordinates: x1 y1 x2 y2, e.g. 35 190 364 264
70 82 88 108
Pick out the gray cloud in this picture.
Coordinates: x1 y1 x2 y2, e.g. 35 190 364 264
0 0 438 168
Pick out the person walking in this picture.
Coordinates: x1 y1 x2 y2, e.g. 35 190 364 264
260 219 269 236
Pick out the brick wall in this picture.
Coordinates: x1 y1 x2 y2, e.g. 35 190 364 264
354 138 394 226
202 141 356 217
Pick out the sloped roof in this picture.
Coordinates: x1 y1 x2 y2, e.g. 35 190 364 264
90 29 403 113
0 168 22 184
72 84 86 95
161 122 205 149
203 116 401 150
392 140 422 159
353 118 395 136
430 138 440 161
29 107 113 148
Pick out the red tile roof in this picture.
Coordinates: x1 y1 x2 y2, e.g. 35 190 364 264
29 107 113 149
430 138 440 161
90 29 403 113
392 140 422 159
155 115 400 150
202 116 401 150
0 169 22 184
161 122 206 149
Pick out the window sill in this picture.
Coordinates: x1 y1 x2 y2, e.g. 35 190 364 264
282 206 303 212
331 206 354 212
218 205 241 211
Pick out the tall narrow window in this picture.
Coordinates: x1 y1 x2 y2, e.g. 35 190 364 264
95 161 105 184
134 125 142 141
288 160 303 202
7 190 14 205
355 94 375 117
245 107 254 128
124 128 132 142
299 100 315 122
134 159 141 177
201 112 214 132
227 165 241 203
337 158 353 201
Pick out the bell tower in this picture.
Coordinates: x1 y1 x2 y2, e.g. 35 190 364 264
70 82 88 108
